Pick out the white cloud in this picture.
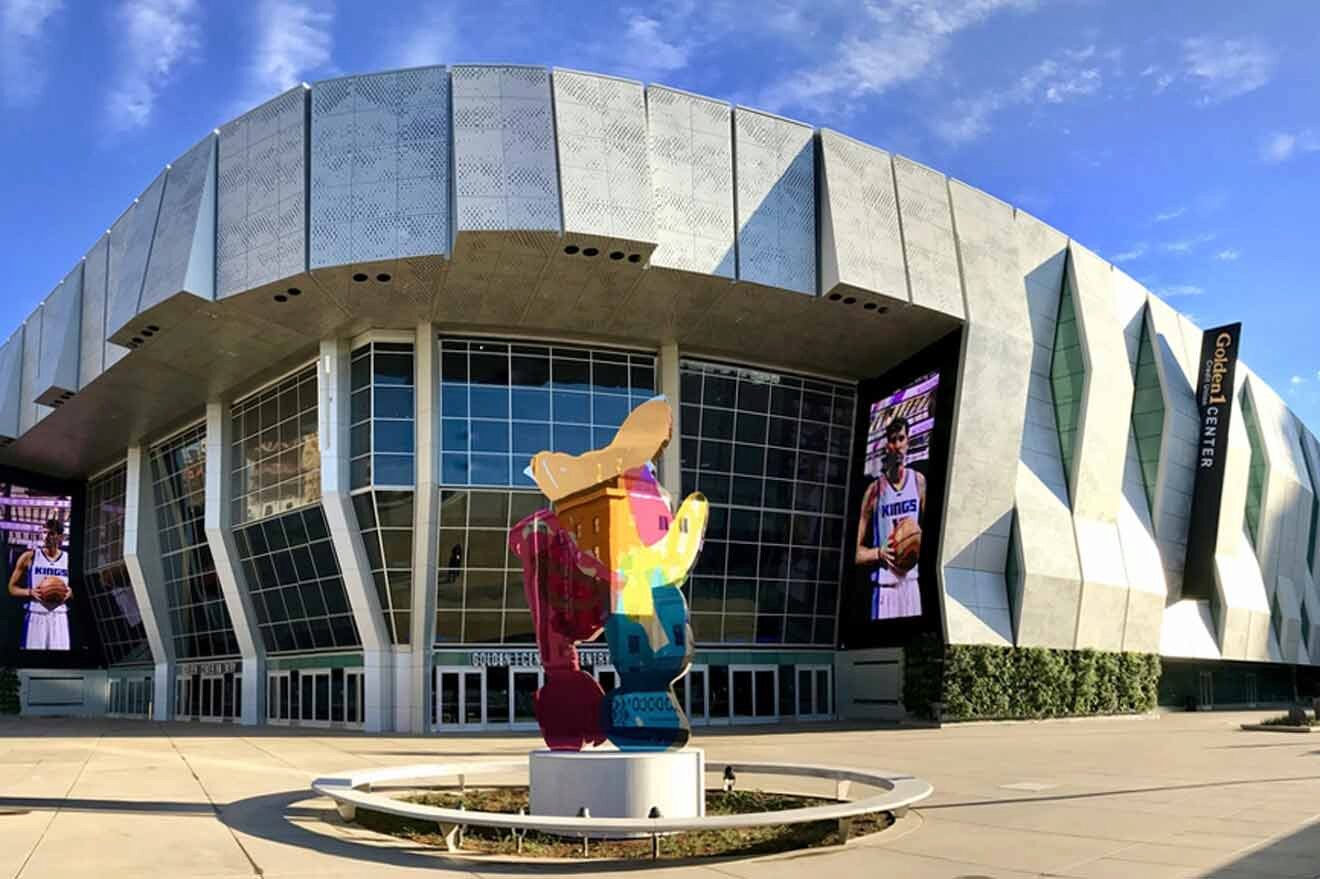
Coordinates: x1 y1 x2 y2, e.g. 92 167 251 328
621 14 690 75
1 0 62 106
1156 284 1204 297
245 0 333 104
1260 130 1320 164
394 2 453 69
1161 233 1215 255
1139 63 1174 95
931 44 1106 144
758 0 1040 115
1114 243 1148 263
1152 206 1185 223
1182 36 1275 104
105 0 201 131
1214 248 1241 261
1292 375 1306 386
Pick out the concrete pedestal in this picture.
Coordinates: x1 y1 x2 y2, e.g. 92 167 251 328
529 748 705 823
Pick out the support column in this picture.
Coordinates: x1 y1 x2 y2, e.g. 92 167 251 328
205 401 266 725
410 322 439 733
123 446 175 720
658 341 682 500
319 338 395 732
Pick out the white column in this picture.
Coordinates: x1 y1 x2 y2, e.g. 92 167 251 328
658 341 682 500
319 337 395 732
409 322 439 733
204 401 266 724
123 446 175 720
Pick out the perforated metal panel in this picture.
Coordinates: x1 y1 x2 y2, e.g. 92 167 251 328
105 171 167 339
646 86 734 277
36 261 82 406
0 329 23 442
310 67 451 267
79 234 111 387
142 134 217 310
553 69 654 244
451 65 560 234
217 87 308 298
733 108 816 295
18 305 44 434
893 156 963 319
818 130 907 301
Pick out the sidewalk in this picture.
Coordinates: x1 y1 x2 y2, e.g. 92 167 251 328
0 712 1316 878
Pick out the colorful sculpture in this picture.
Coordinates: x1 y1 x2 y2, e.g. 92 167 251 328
507 398 708 752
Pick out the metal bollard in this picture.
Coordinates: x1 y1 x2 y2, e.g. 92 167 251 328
649 806 662 860
577 806 590 857
515 807 526 854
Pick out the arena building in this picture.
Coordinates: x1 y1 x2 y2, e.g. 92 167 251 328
1 64 1316 731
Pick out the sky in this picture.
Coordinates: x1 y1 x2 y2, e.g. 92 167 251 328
0 0 1317 429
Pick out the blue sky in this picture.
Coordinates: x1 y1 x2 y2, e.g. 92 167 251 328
1 0 1317 428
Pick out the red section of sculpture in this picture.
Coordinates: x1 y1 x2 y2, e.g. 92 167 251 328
508 510 612 750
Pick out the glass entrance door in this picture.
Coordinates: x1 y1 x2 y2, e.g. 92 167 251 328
675 666 708 725
795 666 832 718
511 668 542 728
730 665 778 724
345 670 364 725
593 666 617 693
298 670 332 725
200 675 223 721
435 668 486 728
268 672 292 722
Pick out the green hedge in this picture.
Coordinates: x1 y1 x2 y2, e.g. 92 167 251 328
903 637 1160 722
0 668 18 715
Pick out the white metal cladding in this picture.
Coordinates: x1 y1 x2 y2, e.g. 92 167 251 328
105 171 167 341
0 329 23 440
1011 210 1082 648
893 156 963 319
733 108 816 294
35 262 83 406
141 134 217 310
645 85 734 277
79 234 111 387
217 87 308 299
18 306 46 434
310 67 451 268
451 65 561 235
938 182 1028 646
817 130 908 302
552 69 655 246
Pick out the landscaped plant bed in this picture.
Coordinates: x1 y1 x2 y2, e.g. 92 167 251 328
354 787 894 860
1240 713 1317 733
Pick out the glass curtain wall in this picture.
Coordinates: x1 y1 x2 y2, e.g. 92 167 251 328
349 342 416 643
229 365 359 654
83 465 152 666
435 338 656 644
679 359 855 646
149 423 240 660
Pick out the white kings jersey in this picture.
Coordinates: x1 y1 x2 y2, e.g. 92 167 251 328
870 471 920 585
29 549 70 613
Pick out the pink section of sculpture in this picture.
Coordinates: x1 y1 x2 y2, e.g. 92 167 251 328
508 510 612 750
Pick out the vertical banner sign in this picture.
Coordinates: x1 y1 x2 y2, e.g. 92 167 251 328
1182 323 1242 599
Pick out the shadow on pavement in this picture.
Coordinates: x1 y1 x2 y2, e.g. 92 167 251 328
1199 819 1320 877
0 796 215 815
922 773 1320 811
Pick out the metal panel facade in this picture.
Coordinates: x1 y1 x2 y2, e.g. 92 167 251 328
105 171 167 340
141 135 217 310
0 329 23 441
310 67 451 267
553 69 655 245
18 305 45 434
36 262 83 405
893 156 964 319
817 130 907 302
733 108 815 295
217 87 308 298
79 234 111 386
451 65 560 234
646 85 734 277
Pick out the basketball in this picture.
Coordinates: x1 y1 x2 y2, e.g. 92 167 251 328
889 518 921 574
37 575 70 604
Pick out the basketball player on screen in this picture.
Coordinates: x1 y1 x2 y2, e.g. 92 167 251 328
6 518 72 650
856 417 925 620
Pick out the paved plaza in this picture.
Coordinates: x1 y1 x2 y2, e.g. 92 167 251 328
0 712 1317 879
